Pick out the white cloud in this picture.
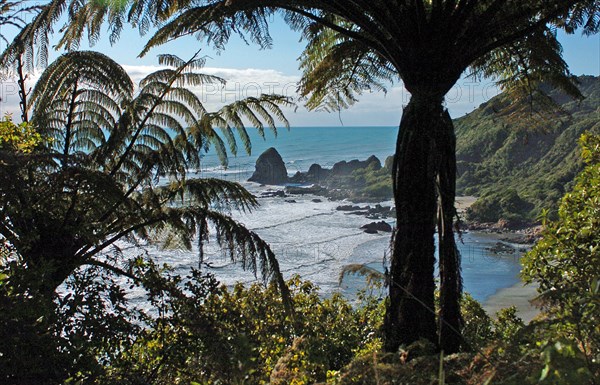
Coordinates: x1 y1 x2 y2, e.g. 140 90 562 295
0 62 501 126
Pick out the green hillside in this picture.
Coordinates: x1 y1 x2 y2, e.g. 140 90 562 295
455 75 600 225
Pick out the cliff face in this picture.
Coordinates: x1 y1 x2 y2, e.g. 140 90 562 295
455 75 600 225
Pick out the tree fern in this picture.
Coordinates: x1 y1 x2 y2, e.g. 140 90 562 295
3 0 597 355
121 0 598 354
29 51 133 166
1 50 293 308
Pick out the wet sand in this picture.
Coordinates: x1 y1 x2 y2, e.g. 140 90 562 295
483 281 540 323
455 196 541 322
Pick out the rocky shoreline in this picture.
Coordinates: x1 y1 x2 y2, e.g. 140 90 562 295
462 221 542 245
249 147 393 202
258 186 541 246
250 148 541 244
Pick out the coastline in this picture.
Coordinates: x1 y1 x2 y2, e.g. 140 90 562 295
483 281 540 323
235 177 542 320
458 195 540 322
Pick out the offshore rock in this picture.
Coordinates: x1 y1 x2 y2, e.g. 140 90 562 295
361 221 393 233
248 147 288 185
289 156 382 184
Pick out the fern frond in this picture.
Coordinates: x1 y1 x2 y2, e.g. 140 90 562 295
339 264 385 287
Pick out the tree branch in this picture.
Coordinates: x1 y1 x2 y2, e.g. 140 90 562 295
85 258 138 281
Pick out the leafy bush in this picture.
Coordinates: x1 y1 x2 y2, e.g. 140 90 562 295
0 114 42 153
466 189 534 225
98 275 384 385
521 132 600 380
0 257 145 384
460 293 495 351
363 180 392 197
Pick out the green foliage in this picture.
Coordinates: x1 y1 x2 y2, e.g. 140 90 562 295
96 276 383 385
2 2 599 383
297 17 395 113
469 27 583 108
537 340 596 384
349 162 392 199
458 76 600 224
521 132 600 379
466 189 534 224
504 134 600 384
0 255 144 384
493 307 526 344
460 293 495 351
0 114 42 153
5 0 598 359
0 50 293 383
0 50 292 295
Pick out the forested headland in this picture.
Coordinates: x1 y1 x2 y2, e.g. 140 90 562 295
1 1 599 384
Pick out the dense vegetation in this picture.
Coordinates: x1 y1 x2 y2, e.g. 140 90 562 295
126 0 597 353
317 75 600 223
0 45 293 384
457 75 600 225
345 156 394 200
314 156 395 201
1 1 599 384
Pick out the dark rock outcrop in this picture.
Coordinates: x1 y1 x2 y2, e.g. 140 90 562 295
336 205 363 211
366 204 396 219
331 155 381 176
289 156 382 185
250 148 393 202
248 147 288 185
363 227 378 234
307 163 332 181
486 242 516 254
361 221 393 234
260 190 286 198
289 163 332 184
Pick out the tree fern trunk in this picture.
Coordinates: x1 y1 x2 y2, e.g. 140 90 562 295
384 95 439 351
384 94 464 353
436 110 463 354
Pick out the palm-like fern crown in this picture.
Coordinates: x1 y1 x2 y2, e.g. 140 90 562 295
1 49 293 304
30 51 133 162
2 1 597 112
6 0 592 114
297 17 396 112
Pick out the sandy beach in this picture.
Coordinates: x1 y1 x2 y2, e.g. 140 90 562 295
483 281 540 323
456 195 541 323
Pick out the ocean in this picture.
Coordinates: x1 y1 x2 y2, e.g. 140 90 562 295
194 126 399 182
144 126 526 304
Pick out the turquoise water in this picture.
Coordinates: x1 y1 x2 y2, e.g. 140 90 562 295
190 126 524 303
344 233 523 302
199 126 398 178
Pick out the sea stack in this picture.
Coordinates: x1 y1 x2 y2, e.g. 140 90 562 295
248 147 289 185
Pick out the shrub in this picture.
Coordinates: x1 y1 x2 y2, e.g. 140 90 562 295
521 132 600 380
100 275 384 385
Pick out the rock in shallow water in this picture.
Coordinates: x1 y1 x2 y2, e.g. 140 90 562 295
248 147 288 185
361 221 392 234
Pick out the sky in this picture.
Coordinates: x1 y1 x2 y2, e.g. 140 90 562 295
1 11 599 126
